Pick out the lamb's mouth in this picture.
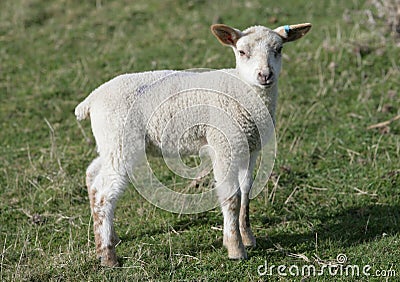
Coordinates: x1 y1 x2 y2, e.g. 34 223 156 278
258 81 274 88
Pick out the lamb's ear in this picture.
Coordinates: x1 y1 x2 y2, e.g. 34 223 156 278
211 24 243 47
274 23 312 43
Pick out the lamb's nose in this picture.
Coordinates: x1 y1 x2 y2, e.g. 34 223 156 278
257 71 274 85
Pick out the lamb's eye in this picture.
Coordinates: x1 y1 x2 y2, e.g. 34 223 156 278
239 50 247 56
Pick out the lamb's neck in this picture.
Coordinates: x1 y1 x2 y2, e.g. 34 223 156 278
254 84 277 101
219 68 278 121
254 84 278 124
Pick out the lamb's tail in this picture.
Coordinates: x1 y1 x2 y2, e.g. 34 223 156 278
75 98 91 121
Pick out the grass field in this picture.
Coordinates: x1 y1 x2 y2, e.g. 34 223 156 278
1 0 399 281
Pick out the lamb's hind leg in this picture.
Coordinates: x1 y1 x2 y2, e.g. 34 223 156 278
90 164 127 267
86 157 102 259
86 157 102 215
86 157 120 259
238 151 258 247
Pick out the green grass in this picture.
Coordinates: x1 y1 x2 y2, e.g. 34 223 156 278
1 0 399 281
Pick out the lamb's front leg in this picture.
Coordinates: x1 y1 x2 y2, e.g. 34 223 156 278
220 190 247 259
208 129 247 259
214 160 246 258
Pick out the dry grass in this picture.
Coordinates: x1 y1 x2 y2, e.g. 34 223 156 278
370 0 400 36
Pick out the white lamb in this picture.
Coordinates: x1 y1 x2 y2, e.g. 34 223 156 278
75 22 311 266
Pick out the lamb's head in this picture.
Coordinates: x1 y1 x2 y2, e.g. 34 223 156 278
211 23 311 89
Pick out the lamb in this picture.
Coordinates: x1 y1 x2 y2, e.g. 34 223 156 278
75 22 311 266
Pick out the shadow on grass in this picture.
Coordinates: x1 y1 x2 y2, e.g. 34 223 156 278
255 204 400 255
116 204 399 264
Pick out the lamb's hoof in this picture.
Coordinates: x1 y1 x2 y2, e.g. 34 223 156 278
228 247 248 260
99 246 119 267
243 238 256 248
224 236 247 259
241 231 256 248
99 256 119 267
